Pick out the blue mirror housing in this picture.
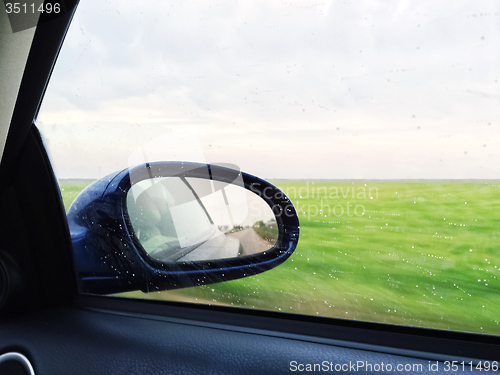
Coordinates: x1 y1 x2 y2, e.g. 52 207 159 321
67 162 299 294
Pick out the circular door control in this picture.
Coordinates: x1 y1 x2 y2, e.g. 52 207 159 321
0 352 35 375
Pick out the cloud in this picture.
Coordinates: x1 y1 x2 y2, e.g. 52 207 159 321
37 0 500 179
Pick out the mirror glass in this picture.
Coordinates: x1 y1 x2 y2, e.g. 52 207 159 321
126 177 278 262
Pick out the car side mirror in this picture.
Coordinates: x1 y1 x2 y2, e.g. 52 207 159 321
67 162 299 294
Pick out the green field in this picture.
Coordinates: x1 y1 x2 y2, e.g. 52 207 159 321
253 221 279 243
59 179 96 210
60 179 500 335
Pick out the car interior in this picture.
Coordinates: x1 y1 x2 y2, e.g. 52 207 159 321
1 1 499 374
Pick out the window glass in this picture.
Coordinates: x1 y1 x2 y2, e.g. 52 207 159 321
127 177 214 261
37 0 500 334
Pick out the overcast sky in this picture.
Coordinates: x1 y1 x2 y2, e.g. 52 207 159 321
37 0 500 179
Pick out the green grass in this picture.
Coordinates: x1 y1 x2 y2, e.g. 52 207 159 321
60 179 500 335
253 221 279 243
59 179 95 212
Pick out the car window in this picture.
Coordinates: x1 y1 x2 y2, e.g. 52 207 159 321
127 177 214 259
37 0 500 335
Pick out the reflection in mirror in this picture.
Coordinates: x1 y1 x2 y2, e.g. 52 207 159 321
126 177 277 263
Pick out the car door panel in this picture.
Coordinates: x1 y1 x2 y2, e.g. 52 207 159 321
1 303 474 375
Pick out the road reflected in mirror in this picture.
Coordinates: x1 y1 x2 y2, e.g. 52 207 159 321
126 177 277 263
